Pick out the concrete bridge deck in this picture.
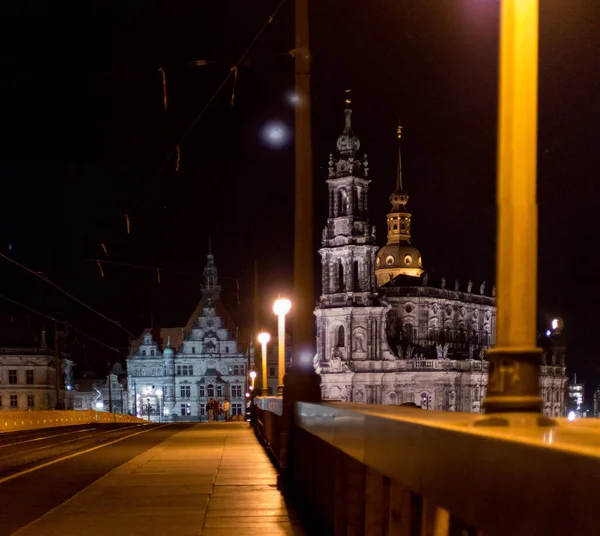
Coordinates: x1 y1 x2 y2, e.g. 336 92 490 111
14 423 304 536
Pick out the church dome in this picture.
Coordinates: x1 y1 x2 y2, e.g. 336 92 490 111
376 243 423 279
163 336 174 358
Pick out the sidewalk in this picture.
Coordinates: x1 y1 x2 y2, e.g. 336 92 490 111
16 423 305 536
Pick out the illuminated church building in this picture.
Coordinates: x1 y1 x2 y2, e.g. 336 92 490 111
313 100 567 416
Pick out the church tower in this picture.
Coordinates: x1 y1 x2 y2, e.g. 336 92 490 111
314 94 393 400
375 126 423 286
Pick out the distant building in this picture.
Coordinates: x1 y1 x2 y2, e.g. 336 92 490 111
313 100 568 416
127 252 250 421
568 374 585 418
594 387 600 418
72 363 128 413
0 329 74 411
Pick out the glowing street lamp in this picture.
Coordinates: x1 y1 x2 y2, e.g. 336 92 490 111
257 331 271 396
249 370 257 392
273 298 291 395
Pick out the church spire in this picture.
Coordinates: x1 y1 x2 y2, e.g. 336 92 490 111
396 125 403 192
391 124 409 211
336 89 360 156
375 126 423 285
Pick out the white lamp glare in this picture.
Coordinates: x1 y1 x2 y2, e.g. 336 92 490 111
258 331 271 345
273 298 291 317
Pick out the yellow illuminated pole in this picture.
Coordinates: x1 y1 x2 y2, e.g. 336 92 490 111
483 0 543 416
258 331 271 395
273 298 291 395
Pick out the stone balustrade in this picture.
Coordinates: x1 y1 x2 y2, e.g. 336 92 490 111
254 397 600 535
0 409 146 432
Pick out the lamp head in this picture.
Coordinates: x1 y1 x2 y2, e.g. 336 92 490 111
273 298 292 317
258 331 271 345
249 370 257 380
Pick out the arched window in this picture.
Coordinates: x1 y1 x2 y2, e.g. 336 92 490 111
336 325 345 347
353 261 360 292
338 190 347 216
338 261 345 292
207 384 214 397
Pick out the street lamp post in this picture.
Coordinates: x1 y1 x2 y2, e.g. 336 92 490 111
257 331 271 396
146 395 151 421
482 0 546 421
156 389 163 423
273 299 291 395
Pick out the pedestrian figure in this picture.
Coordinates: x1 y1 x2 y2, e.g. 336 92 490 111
223 399 231 421
207 398 214 422
214 399 221 421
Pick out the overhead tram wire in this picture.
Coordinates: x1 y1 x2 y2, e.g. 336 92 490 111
0 294 126 357
127 0 290 213
0 252 139 341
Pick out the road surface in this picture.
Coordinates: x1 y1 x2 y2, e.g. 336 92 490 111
0 423 193 535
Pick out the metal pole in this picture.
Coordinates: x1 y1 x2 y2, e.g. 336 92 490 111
483 0 543 416
261 340 269 396
108 373 113 414
54 324 62 409
277 314 286 394
292 0 314 370
120 386 124 414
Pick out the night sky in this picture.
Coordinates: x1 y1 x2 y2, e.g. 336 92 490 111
1 1 599 393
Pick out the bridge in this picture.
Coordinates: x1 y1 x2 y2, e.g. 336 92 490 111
1 399 599 535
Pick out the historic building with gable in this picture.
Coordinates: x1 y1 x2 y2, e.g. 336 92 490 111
313 99 567 416
127 252 250 421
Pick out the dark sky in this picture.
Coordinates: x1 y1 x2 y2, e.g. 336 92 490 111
1 1 599 390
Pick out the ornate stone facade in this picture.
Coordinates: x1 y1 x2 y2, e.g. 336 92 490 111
314 102 568 416
127 253 249 421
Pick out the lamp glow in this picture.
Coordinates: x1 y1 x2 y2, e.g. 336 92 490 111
258 332 271 345
273 298 291 316
273 298 291 395
258 330 271 396
249 371 257 380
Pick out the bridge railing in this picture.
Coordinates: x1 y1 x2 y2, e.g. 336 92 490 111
254 397 600 536
0 409 147 432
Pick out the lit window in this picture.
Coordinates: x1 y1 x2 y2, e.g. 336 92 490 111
386 255 395 266
404 255 412 265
